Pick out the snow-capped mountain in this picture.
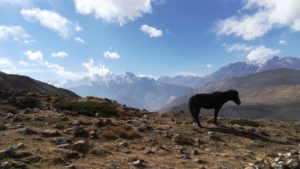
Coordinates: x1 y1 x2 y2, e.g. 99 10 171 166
205 56 300 85
62 72 193 111
162 56 300 112
157 75 205 89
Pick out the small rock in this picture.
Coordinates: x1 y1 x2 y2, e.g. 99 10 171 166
51 137 72 146
41 129 61 137
12 143 25 150
194 158 204 164
72 140 90 153
72 126 89 138
207 131 213 135
119 141 130 148
0 148 15 160
17 127 37 135
65 164 77 169
50 157 67 165
63 110 78 116
191 149 199 155
63 152 80 160
0 124 7 130
0 160 27 169
20 155 41 164
132 159 145 167
138 124 152 132
89 130 98 139
172 134 193 145
16 124 24 128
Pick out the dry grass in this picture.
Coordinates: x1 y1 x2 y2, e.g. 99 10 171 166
101 125 142 140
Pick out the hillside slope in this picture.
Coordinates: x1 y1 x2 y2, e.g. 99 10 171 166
0 71 79 98
0 90 300 169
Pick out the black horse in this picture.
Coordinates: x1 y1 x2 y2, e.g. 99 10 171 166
188 89 241 127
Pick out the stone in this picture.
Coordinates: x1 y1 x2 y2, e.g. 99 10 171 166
50 157 67 165
51 137 72 146
12 143 25 150
72 140 90 153
17 127 37 135
20 155 41 164
191 149 199 155
63 110 78 116
16 124 24 128
65 164 77 169
138 124 153 132
0 160 27 169
73 126 89 138
0 148 15 160
57 144 73 149
63 152 80 160
119 141 130 148
0 124 6 130
41 129 61 137
172 134 193 145
193 158 204 164
132 159 145 167
89 130 98 139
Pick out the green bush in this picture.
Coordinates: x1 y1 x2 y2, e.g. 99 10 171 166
229 118 260 127
55 101 118 117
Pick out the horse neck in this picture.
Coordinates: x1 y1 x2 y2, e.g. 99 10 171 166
220 92 232 103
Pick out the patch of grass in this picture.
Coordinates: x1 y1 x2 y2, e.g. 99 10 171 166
101 126 142 140
54 101 118 117
230 118 260 127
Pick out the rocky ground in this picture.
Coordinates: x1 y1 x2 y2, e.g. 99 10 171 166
0 90 300 169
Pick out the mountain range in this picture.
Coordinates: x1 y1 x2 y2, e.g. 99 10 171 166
62 72 193 110
62 56 300 111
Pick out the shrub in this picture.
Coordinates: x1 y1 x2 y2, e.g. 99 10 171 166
101 126 142 140
54 101 118 117
229 118 260 127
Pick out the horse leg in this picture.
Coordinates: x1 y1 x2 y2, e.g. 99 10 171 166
195 107 202 128
214 108 220 125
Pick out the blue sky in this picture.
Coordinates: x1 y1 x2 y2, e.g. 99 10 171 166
0 0 300 83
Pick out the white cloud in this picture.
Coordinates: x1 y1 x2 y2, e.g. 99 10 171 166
21 8 80 38
278 40 287 45
0 25 33 43
19 61 29 66
24 50 44 62
0 57 15 73
224 43 280 62
74 37 85 44
223 43 252 52
23 50 110 80
217 0 300 40
75 25 83 32
0 0 32 7
51 51 68 58
75 0 152 25
82 58 110 79
206 64 212 68
246 45 280 62
0 57 13 67
24 50 78 79
104 51 120 60
140 24 163 38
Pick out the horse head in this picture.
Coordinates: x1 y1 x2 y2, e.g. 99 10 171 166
229 89 241 105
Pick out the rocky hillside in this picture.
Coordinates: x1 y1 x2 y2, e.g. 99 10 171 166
0 71 79 98
1 89 300 169
163 68 300 120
